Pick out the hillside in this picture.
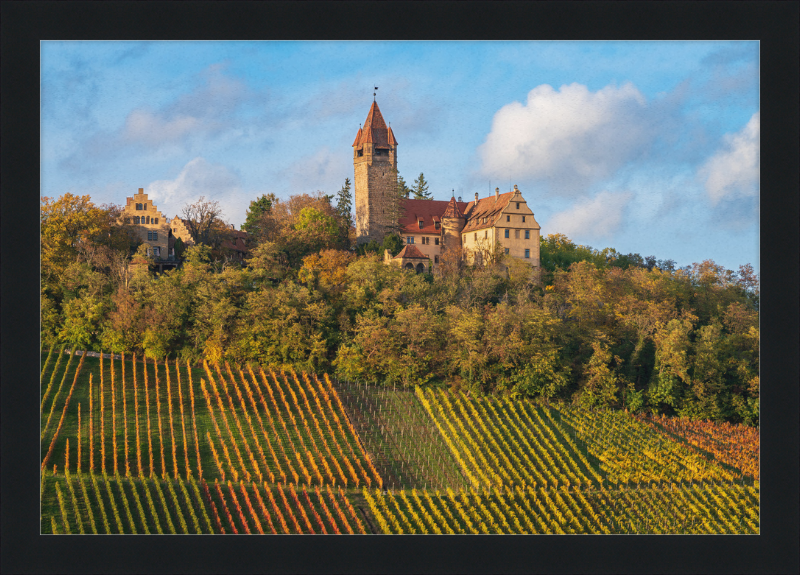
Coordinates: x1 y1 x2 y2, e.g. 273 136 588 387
40 351 758 534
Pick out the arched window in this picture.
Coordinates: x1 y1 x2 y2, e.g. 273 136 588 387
146 216 150 224
134 216 140 224
404 263 414 270
415 263 425 274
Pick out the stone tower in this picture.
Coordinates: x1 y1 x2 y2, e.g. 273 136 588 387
441 195 466 250
353 101 398 243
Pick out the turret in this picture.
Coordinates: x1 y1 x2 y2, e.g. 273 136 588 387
441 195 466 250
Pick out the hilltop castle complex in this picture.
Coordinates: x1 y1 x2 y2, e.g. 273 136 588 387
353 101 541 273
117 99 539 275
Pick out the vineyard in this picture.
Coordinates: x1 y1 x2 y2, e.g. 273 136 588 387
40 349 759 534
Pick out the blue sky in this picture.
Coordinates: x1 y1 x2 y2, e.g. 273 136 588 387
41 41 759 271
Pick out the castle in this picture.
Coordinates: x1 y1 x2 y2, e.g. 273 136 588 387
119 188 247 271
353 101 541 273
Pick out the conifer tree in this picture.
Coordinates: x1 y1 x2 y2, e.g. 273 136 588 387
397 175 412 199
412 173 432 200
335 178 353 231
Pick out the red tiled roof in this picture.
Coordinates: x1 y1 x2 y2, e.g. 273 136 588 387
442 196 465 219
393 244 428 259
353 101 398 148
462 192 515 232
398 198 469 235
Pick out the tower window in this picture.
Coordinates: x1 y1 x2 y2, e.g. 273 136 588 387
525 230 530 239
504 229 509 238
357 149 363 157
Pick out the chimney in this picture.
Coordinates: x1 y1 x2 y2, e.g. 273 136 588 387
495 187 499 201
138 188 144 193
474 192 479 203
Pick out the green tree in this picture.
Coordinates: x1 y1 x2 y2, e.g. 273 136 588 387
335 178 353 230
242 193 276 239
397 174 412 198
412 172 432 200
382 233 404 257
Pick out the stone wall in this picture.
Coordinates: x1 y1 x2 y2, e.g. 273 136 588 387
354 142 397 243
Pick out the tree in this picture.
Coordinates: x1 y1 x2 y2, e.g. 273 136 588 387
41 194 113 289
397 174 412 199
379 168 406 237
335 179 353 230
242 193 276 239
412 172 432 200
382 233 404 257
180 196 227 247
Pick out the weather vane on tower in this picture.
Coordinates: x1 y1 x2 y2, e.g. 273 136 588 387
374 86 378 101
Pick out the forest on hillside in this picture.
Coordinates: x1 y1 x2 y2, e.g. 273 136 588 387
41 189 759 425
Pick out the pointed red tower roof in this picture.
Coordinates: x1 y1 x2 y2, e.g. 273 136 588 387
353 101 397 147
442 195 465 219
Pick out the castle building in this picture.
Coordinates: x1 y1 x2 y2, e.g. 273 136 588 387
120 188 171 259
353 102 541 271
120 188 247 271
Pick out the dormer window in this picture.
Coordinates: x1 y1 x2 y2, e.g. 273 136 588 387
434 222 440 230
418 220 424 229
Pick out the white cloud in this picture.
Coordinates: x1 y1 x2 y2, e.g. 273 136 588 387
280 146 349 195
545 190 634 240
478 82 654 195
145 157 242 221
122 109 200 146
699 112 759 205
